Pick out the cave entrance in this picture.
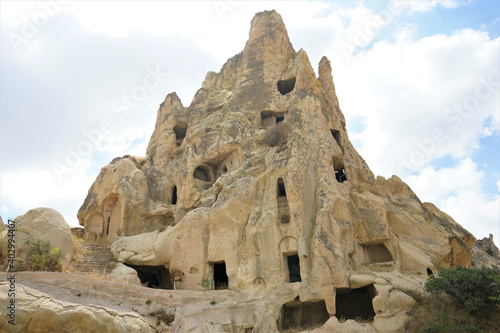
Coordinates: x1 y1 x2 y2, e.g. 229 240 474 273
362 243 393 264
277 77 296 95
332 156 347 183
335 284 376 321
278 299 330 331
125 264 173 289
284 253 301 283
194 165 212 182
261 111 286 128
173 124 187 146
171 185 177 205
330 129 342 148
277 178 290 223
211 261 229 290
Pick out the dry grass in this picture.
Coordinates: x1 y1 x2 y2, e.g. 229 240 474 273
405 293 500 332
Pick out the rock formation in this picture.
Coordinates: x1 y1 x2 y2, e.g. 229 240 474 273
472 234 500 268
77 10 477 332
1 207 74 270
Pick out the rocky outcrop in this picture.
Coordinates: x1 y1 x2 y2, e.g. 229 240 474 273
0 276 153 332
78 10 476 332
1 208 74 269
472 234 500 268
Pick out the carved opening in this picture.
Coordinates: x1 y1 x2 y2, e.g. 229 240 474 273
277 178 290 223
173 124 187 146
277 77 296 95
125 264 173 289
278 299 329 331
284 253 301 283
211 261 229 290
171 186 177 205
194 165 213 183
330 129 342 148
333 157 347 183
261 111 286 128
194 151 242 190
335 284 376 321
427 268 434 276
103 194 120 238
362 243 393 264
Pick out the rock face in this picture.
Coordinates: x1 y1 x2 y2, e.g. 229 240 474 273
1 208 74 270
471 234 500 268
0 279 153 333
78 10 476 332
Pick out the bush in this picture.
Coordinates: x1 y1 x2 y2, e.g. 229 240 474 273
264 122 287 147
425 266 500 314
22 235 62 272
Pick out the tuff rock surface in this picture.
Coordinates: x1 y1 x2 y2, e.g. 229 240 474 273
1 207 74 270
77 10 477 332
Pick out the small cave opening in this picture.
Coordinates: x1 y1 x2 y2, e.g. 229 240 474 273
211 261 229 290
277 178 290 223
125 264 173 289
193 165 213 183
277 299 330 331
171 185 177 205
427 268 434 276
285 253 301 283
362 243 393 264
173 124 187 147
335 284 376 321
330 129 342 148
277 77 296 95
332 157 347 183
277 178 287 197
276 116 285 124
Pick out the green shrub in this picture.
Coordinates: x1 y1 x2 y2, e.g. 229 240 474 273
23 235 62 272
198 278 211 290
424 266 500 314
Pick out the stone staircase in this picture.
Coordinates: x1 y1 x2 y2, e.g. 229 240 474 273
69 242 114 275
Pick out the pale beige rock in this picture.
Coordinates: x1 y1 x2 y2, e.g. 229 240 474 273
0 282 153 333
109 262 141 286
76 9 478 332
1 208 74 270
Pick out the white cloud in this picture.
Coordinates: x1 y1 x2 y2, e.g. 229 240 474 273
404 159 500 244
398 0 463 14
0 166 95 227
332 28 499 176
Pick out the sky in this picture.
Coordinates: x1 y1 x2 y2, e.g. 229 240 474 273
0 0 499 246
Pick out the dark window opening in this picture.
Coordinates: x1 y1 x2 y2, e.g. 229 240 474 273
286 254 301 283
171 186 177 205
276 116 285 123
427 268 433 276
330 129 341 147
335 168 347 183
125 264 173 289
173 124 187 147
277 178 290 223
335 284 376 321
193 165 213 183
362 243 393 264
212 262 229 290
277 77 296 95
278 299 330 331
277 178 287 197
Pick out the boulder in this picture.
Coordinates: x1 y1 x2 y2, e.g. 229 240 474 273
1 208 74 270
